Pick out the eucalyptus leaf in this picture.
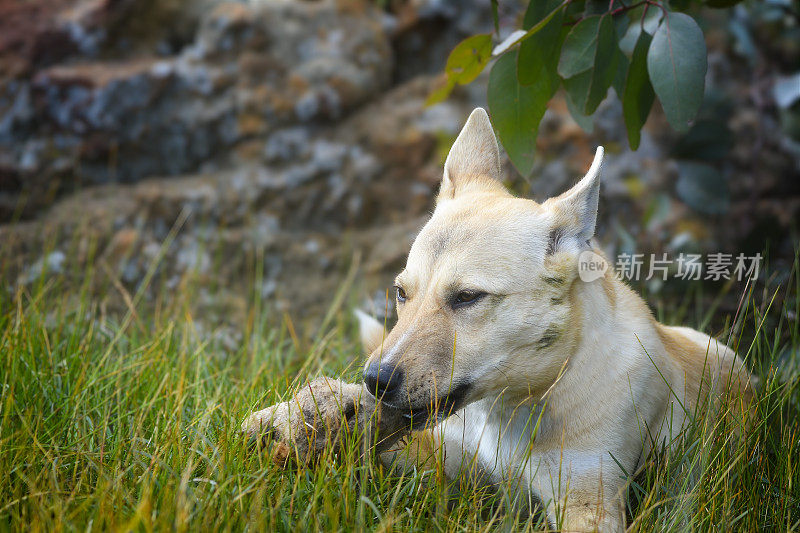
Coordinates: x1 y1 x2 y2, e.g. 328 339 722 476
445 34 493 86
566 94 595 133
560 14 618 114
558 16 603 78
647 12 707 132
425 77 456 107
614 12 630 46
584 17 619 114
488 51 550 177
563 70 593 115
517 0 565 93
620 6 663 54
613 49 630 98
503 2 570 53
642 6 665 34
622 31 655 150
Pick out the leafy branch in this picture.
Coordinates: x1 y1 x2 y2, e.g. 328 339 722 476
428 0 741 177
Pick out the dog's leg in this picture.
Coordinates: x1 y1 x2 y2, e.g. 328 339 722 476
531 470 626 533
559 495 625 532
241 377 411 465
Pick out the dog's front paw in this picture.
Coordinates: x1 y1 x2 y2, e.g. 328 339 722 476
241 377 366 466
242 377 411 466
240 401 294 464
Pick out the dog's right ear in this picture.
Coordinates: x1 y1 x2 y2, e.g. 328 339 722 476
543 146 604 253
355 309 384 354
438 108 502 202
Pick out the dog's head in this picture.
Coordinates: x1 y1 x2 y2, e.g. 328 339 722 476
361 108 605 426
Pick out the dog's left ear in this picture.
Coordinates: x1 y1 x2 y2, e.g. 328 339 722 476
355 309 385 354
438 108 502 201
544 147 604 251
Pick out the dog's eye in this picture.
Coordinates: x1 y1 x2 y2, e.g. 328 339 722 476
395 285 407 303
453 290 485 308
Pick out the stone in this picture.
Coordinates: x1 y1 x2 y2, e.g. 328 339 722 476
0 0 392 220
0 0 798 339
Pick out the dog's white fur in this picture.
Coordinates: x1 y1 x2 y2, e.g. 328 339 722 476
246 108 754 531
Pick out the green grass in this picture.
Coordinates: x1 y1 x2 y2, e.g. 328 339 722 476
1 252 799 532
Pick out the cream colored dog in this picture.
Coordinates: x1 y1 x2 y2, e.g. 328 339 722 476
243 108 754 531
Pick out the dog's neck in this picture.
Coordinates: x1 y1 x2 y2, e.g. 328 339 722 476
536 272 657 435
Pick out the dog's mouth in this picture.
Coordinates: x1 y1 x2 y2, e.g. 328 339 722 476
384 382 473 429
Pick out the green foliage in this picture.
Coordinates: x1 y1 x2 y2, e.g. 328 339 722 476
446 34 494 85
562 15 620 115
517 0 564 93
427 34 493 105
558 15 607 78
647 11 708 132
430 0 732 177
488 52 550 177
622 32 655 150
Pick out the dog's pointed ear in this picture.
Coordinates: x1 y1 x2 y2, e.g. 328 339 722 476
545 147 604 252
355 309 384 354
438 108 501 201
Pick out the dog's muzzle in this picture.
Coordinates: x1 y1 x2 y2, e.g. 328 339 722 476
363 361 404 402
380 380 473 430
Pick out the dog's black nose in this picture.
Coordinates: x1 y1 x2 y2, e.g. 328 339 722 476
363 361 403 400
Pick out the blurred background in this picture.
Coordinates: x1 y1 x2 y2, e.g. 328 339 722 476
0 0 798 345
